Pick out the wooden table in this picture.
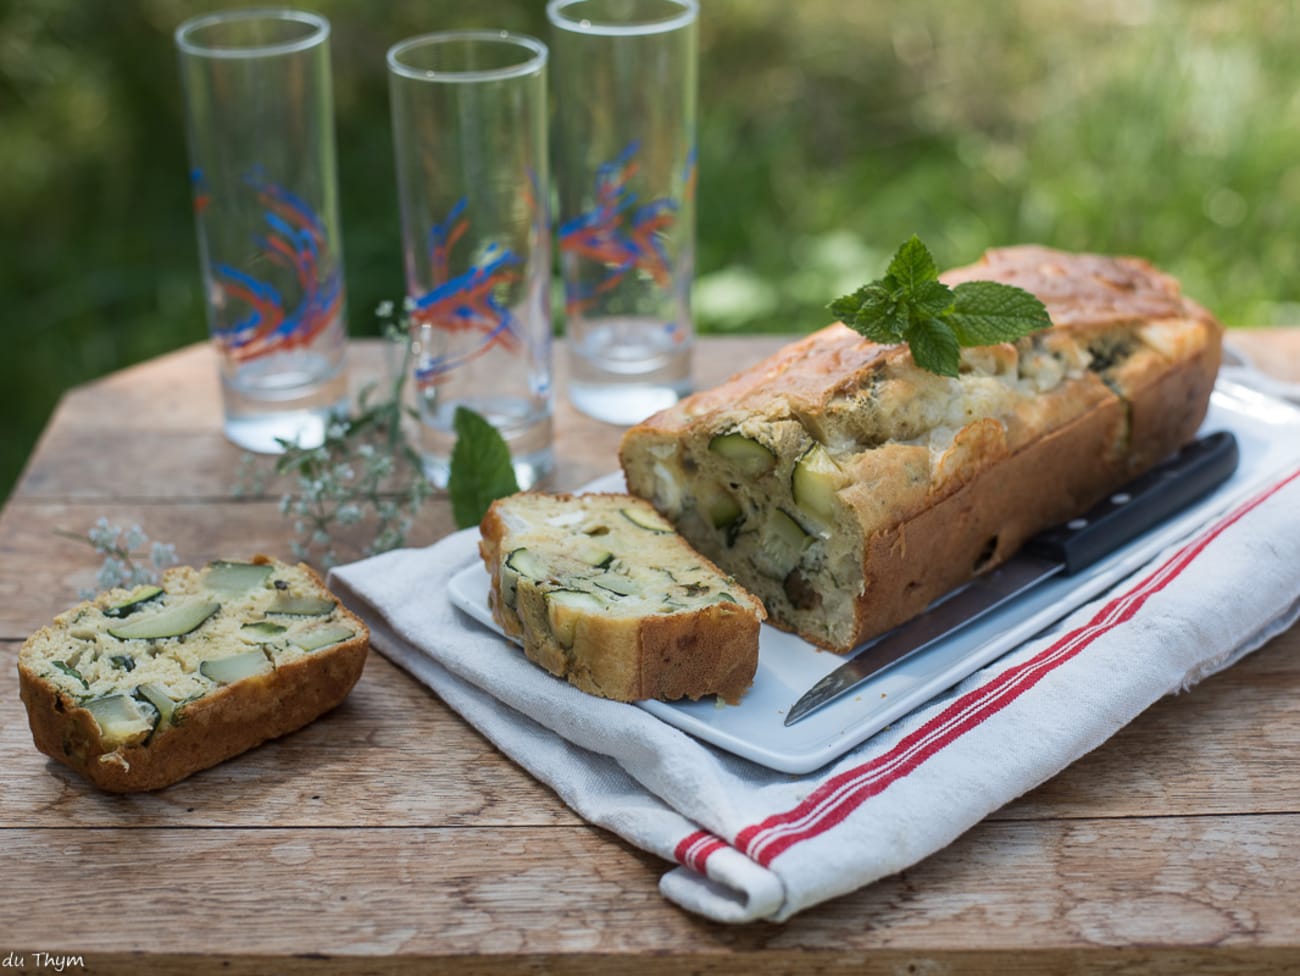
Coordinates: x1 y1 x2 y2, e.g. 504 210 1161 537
3 332 1299 974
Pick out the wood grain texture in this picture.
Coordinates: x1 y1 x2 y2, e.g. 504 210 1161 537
1228 326 1300 381
0 646 579 829
11 338 788 502
4 622 1297 829
0 500 457 637
4 951 1297 976
2 332 1298 973
3 817 1298 963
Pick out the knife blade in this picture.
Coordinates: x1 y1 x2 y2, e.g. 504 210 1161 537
783 430 1240 726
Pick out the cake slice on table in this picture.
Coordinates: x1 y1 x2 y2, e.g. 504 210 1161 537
478 492 765 704
19 555 369 792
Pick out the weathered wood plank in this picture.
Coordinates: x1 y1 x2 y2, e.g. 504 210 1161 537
2 816 1297 962
5 950 1295 976
0 500 410 637
1 492 1297 829
3 621 1297 829
1228 326 1300 382
0 644 579 829
1 950 1295 976
12 337 791 502
12 329 1295 503
2 330 1298 972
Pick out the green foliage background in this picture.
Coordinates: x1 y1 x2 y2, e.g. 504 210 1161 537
3 0 1298 501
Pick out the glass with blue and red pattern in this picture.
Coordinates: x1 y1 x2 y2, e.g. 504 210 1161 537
176 9 349 453
548 0 697 425
388 30 553 489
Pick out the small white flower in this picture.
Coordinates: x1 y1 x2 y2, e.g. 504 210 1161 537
97 557 127 591
150 541 179 569
124 524 147 552
375 299 394 318
88 518 121 551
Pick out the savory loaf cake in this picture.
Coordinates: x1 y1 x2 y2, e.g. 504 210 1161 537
619 245 1224 652
18 555 368 792
479 492 765 704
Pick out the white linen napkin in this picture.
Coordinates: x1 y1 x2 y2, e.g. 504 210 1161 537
329 456 1300 923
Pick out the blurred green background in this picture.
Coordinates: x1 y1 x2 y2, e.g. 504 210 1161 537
4 0 1299 502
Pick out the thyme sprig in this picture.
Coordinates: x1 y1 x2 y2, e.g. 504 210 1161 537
239 304 434 569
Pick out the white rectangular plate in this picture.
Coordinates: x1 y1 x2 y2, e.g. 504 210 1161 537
448 380 1300 774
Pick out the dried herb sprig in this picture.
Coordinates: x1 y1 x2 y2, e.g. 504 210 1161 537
239 304 434 569
58 518 180 599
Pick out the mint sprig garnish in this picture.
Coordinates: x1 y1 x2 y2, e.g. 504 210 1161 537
829 235 1052 377
448 406 520 530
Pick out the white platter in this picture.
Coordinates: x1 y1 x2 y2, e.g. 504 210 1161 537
448 380 1300 773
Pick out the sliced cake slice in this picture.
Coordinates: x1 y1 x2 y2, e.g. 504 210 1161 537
478 492 765 704
18 555 368 792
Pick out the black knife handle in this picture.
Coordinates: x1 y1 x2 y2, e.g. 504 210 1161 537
1025 431 1239 575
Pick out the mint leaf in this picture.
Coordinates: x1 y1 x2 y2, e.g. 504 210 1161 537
827 290 868 326
831 283 908 343
910 278 955 319
948 280 1052 346
886 235 940 293
904 317 962 377
854 283 910 343
448 407 520 530
827 235 1051 376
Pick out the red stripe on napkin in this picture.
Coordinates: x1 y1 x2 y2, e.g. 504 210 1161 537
733 467 1300 868
675 830 727 873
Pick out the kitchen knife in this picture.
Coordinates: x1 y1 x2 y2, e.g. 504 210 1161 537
784 430 1240 726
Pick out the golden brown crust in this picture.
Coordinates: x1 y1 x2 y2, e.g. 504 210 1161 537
17 556 369 792
479 493 762 704
837 395 1133 647
637 247 1220 439
940 245 1218 330
620 246 1224 653
633 325 894 432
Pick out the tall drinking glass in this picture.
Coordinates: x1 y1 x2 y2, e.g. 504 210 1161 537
176 9 349 453
548 0 697 425
388 31 553 488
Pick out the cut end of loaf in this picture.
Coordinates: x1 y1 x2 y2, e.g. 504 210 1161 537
479 492 764 704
